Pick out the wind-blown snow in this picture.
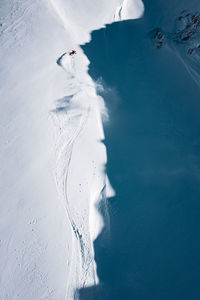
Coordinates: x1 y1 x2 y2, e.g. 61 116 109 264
0 0 143 299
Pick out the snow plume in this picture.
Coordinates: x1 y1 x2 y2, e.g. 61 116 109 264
0 0 143 299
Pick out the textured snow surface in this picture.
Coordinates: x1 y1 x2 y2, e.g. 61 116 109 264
114 0 144 21
0 0 143 299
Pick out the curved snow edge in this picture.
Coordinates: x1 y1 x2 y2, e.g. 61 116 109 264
48 0 144 297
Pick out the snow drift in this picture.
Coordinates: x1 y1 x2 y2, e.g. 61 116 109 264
0 0 144 299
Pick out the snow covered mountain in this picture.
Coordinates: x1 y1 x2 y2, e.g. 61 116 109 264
0 0 143 299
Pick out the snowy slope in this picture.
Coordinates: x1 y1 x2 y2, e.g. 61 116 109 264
0 0 143 299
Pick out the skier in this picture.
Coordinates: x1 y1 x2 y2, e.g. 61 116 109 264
69 50 77 56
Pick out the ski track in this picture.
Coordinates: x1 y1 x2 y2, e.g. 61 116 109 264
48 2 106 296
51 49 98 298
0 1 144 298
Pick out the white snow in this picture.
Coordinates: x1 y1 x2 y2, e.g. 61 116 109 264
0 0 143 299
114 0 144 21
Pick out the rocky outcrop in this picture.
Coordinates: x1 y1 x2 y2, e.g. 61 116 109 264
151 11 200 55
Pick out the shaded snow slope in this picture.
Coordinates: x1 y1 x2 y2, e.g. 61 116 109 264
0 0 143 299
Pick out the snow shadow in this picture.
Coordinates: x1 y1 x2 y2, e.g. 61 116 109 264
51 95 74 113
77 0 200 299
56 52 67 66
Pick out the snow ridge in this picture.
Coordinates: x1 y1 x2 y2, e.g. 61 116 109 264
48 0 144 297
50 45 106 298
0 0 144 299
114 0 144 21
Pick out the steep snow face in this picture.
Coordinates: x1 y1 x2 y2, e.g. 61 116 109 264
49 0 144 43
0 0 143 299
114 0 144 21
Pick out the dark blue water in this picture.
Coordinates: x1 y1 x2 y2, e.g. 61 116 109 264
79 1 200 299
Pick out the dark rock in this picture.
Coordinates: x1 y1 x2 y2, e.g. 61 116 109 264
187 48 194 54
181 35 191 41
150 29 165 49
